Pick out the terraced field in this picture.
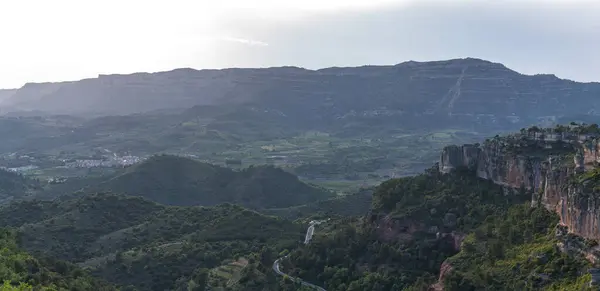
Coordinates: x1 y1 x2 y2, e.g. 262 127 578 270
208 258 249 289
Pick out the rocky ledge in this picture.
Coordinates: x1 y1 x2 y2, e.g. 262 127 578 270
440 127 600 242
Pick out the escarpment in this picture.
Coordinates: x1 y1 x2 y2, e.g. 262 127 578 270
439 127 600 242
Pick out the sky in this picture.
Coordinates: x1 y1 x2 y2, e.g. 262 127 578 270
0 0 599 88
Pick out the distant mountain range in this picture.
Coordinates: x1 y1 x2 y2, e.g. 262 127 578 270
1 58 599 185
1 58 599 131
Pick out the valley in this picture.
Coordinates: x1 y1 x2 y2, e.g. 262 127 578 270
0 116 482 193
2 59 600 290
3 122 600 290
1 58 599 193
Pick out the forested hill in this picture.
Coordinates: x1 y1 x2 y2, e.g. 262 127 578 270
278 164 596 290
2 129 599 290
0 169 41 204
0 193 306 290
0 228 118 290
94 155 334 208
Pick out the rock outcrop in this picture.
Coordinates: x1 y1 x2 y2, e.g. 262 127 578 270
368 212 428 242
429 261 453 291
439 133 600 241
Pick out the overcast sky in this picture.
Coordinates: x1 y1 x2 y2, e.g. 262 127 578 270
0 0 599 88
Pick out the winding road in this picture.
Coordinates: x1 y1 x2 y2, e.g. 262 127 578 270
272 220 328 291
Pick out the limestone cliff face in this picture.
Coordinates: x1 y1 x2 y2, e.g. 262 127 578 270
439 144 481 174
582 138 600 166
556 185 600 241
439 137 600 241
440 141 547 191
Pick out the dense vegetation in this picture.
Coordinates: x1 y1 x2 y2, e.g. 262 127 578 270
0 154 337 209
372 166 529 231
444 204 594 290
0 169 40 203
263 187 373 220
92 155 334 209
4 163 595 290
0 108 486 191
0 193 306 290
0 228 117 290
3 122 600 290
274 167 530 290
3 60 600 190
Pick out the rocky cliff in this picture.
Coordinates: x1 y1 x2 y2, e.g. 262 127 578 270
439 131 600 241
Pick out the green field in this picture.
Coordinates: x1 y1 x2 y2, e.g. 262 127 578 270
182 129 484 192
1 128 485 194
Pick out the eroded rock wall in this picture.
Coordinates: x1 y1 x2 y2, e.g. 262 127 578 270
582 138 600 165
556 185 600 241
440 142 546 191
439 144 480 173
439 139 600 241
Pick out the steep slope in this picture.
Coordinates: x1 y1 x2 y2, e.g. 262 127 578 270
0 228 117 290
439 204 593 291
0 193 306 290
0 169 41 204
270 124 600 290
2 58 599 133
87 204 304 290
432 123 600 289
15 194 164 261
94 154 334 208
274 167 530 290
0 199 61 227
5 125 600 290
439 123 600 243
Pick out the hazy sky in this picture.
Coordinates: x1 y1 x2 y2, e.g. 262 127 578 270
0 0 599 88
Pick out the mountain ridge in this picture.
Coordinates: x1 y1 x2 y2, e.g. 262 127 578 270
5 58 596 89
3 57 599 118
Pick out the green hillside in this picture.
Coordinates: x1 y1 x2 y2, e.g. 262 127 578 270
94 155 334 209
0 193 305 290
277 167 537 290
0 228 117 290
443 204 593 290
0 169 41 203
3 125 600 290
263 187 373 220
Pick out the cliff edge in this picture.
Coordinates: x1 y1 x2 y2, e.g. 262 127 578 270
439 125 600 241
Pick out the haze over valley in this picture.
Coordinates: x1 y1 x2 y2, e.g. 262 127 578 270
2 1 600 290
2 58 599 193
